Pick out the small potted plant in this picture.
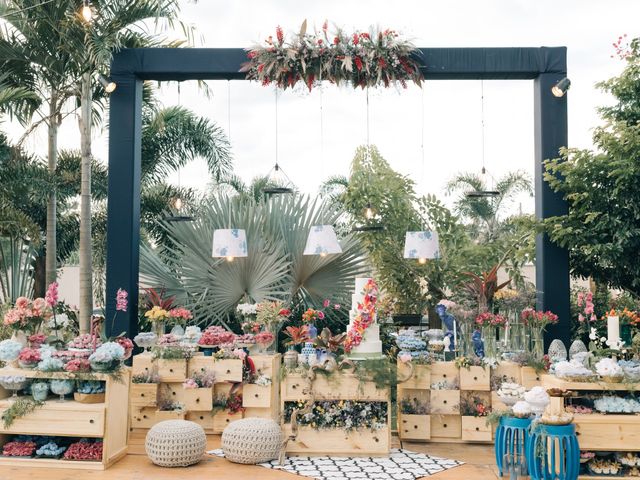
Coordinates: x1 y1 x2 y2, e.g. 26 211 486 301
17 347 41 369
313 328 347 362
156 398 186 421
74 380 106 403
460 394 492 441
88 342 125 372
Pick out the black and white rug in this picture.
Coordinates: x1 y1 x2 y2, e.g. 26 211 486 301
208 448 463 479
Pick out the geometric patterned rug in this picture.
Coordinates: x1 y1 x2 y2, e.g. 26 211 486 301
208 448 464 479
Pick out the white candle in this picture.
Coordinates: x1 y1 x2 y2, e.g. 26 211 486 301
453 320 458 352
607 315 620 349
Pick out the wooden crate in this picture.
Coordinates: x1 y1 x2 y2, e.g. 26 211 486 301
212 411 243 433
459 366 490 391
131 353 154 375
242 384 272 408
130 383 158 407
213 359 243 383
187 355 216 377
399 414 430 441
430 414 462 439
186 411 215 431
492 361 521 383
156 359 187 382
490 391 509 411
283 425 389 456
282 373 387 401
430 390 460 414
430 361 459 386
461 416 492 442
520 366 542 389
130 406 157 429
182 387 214 410
573 414 640 451
398 363 431 389
155 409 186 422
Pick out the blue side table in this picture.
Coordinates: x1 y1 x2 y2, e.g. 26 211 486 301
526 423 579 480
495 416 532 476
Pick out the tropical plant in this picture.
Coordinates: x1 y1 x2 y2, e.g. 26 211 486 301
210 174 292 204
445 170 533 241
544 36 640 297
139 194 369 327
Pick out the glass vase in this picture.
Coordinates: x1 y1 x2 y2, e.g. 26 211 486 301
152 319 166 339
458 322 475 358
482 325 498 360
530 326 545 359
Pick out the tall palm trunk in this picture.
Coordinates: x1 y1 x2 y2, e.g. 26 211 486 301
78 72 93 332
45 91 58 292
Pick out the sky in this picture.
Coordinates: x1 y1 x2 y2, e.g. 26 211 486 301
8 0 640 217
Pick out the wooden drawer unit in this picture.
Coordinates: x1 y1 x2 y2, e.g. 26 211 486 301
213 411 243 433
242 384 272 408
284 425 389 456
430 390 460 414
573 414 640 451
282 373 387 401
182 387 213 410
430 362 458 386
157 359 187 382
132 353 154 375
213 359 243 383
243 407 276 420
490 391 509 411
459 366 490 391
186 411 215 431
492 361 522 383
461 416 492 441
130 406 156 429
520 367 542 389
282 375 310 400
130 383 158 407
431 414 461 438
187 355 216 376
155 409 186 422
399 363 431 390
251 355 279 377
399 414 430 441
0 401 104 437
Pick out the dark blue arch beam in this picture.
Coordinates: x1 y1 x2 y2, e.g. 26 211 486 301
106 47 569 348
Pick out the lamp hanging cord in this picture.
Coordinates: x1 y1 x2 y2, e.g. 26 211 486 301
481 79 485 174
275 87 279 168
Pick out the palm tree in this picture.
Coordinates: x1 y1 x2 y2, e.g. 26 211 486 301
210 175 284 204
60 0 190 331
445 170 533 240
0 1 78 290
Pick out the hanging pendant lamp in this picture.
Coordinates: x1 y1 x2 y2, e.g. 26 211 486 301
303 225 342 256
262 88 294 195
466 80 500 199
212 228 248 262
403 231 440 264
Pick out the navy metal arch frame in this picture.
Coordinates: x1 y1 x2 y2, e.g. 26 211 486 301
106 47 570 347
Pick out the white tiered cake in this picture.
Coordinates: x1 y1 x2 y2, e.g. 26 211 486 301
347 277 383 358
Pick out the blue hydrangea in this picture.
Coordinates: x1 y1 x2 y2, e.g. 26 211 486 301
0 340 22 362
37 357 64 372
88 341 125 363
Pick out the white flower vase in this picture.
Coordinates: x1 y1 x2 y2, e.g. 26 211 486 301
11 330 27 347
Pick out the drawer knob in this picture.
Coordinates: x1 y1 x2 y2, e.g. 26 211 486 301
199 416 204 420
536 376 540 381
443 374 447 378
402 420 407 424
255 394 259 398
141 393 145 397
443 400 447 404
374 437 379 443
143 415 147 419
475 427 479 431
443 423 448 428
292 385 297 390
196 398 200 403
414 425 418 429
172 391 176 396
226 369 231 374
169 368 174 372
473 376 478 381
576 432 581 436
90 419 94 424
404 429 408 433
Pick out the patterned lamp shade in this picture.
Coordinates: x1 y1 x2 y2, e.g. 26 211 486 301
403 231 440 263
212 229 248 260
303 225 342 256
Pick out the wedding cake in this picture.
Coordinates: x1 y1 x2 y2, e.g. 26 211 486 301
346 277 383 358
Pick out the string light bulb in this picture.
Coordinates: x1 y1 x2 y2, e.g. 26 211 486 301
364 202 375 220
174 197 183 211
81 0 93 22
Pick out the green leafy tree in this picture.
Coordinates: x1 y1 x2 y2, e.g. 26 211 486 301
544 37 640 297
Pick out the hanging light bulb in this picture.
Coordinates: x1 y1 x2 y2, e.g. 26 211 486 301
364 202 375 220
97 74 116 93
173 197 183 211
81 0 93 22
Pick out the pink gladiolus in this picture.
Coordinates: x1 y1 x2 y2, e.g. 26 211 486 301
115 289 128 312
45 282 59 307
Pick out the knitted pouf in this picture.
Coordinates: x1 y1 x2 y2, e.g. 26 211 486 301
145 420 206 467
222 417 283 464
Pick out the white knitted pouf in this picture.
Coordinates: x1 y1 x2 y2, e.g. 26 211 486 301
221 417 283 464
145 420 206 467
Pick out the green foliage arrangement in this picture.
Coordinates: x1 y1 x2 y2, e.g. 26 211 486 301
2 397 44 428
544 37 640 297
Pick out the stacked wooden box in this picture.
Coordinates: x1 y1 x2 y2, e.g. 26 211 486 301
0 367 130 470
281 371 391 456
128 352 280 453
397 361 541 443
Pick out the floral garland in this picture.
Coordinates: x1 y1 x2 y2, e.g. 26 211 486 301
241 21 423 90
344 279 379 353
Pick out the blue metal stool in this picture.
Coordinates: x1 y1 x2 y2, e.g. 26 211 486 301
526 423 579 480
495 416 532 476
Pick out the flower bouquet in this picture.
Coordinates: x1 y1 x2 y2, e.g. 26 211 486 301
88 342 125 372
255 301 291 351
17 348 41 369
595 358 624 383
3 296 52 336
133 332 157 352
475 312 507 360
113 336 134 360
521 308 559 358
68 334 101 353
254 331 275 354
0 339 23 367
144 306 170 338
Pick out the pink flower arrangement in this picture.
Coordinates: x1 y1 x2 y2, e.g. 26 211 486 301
114 336 134 360
235 333 256 345
232 348 247 361
520 308 559 328
198 326 236 347
344 279 378 353
63 441 103 461
64 358 91 373
577 291 597 323
28 333 47 347
254 331 275 347
3 440 36 456
3 296 51 333
53 350 90 361
69 334 102 350
158 334 180 346
241 321 262 334
18 348 41 363
183 378 198 389
475 312 507 328
169 307 193 322
45 282 58 308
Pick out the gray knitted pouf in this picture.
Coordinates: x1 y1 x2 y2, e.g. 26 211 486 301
221 417 283 464
145 420 206 467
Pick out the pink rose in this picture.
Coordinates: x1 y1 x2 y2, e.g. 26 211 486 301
323 299 330 308
232 348 247 361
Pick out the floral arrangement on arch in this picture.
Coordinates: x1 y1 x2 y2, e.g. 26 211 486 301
241 21 424 91
344 279 379 353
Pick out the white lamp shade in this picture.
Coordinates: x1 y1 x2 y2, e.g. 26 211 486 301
212 229 248 258
403 231 440 260
303 225 342 256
